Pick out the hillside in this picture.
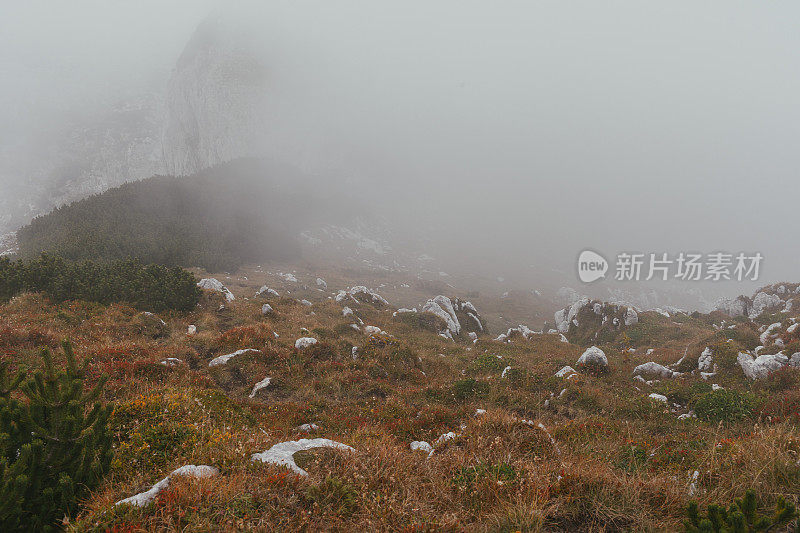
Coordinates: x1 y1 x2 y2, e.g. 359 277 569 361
1 260 799 531
16 159 344 272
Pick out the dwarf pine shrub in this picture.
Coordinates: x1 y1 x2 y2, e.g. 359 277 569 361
0 341 112 531
684 489 797 532
693 389 755 424
0 254 200 312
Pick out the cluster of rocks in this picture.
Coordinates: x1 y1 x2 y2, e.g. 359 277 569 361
554 298 638 336
255 285 280 298
335 286 389 306
715 284 800 319
420 295 484 340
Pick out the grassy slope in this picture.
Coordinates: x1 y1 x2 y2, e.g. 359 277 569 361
1 265 798 532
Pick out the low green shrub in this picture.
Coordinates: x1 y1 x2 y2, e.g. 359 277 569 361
707 339 744 370
304 475 359 517
452 379 490 402
684 489 797 532
693 389 755 424
395 311 447 333
0 254 200 312
468 353 505 374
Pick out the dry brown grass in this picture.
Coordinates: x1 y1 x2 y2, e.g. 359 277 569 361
0 266 797 532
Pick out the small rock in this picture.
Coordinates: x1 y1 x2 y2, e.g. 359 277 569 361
295 337 318 350
576 346 608 368
410 441 433 454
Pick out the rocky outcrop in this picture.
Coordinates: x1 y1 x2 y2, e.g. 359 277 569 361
555 298 638 344
737 351 788 380
421 296 485 338
162 17 268 176
555 297 589 333
335 286 389 307
624 307 638 326
715 284 800 319
749 292 782 319
422 296 460 336
714 296 749 318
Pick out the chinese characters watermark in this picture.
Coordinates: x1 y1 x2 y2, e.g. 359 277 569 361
578 250 763 283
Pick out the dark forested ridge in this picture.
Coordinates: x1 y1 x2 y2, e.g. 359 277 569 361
17 159 331 272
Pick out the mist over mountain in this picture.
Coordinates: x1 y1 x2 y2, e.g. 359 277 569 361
4 4 800 530
2 2 800 308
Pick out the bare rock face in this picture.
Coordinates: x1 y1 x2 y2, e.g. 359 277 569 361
1 15 270 233
0 93 165 233
748 292 782 319
162 18 268 176
714 296 749 317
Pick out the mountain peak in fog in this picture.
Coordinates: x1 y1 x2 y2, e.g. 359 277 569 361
162 15 269 176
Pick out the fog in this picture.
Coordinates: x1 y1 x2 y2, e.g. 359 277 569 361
2 1 799 303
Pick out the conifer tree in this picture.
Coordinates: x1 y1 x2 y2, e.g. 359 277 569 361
0 341 112 531
0 361 35 531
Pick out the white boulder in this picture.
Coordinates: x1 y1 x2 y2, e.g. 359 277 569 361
249 376 272 398
555 366 578 378
256 285 279 298
624 307 639 326
738 351 788 380
633 362 676 379
197 278 235 302
251 438 354 476
295 337 318 349
209 348 260 367
115 465 218 507
576 346 608 368
410 441 433 454
760 322 782 345
698 347 714 372
422 295 460 336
